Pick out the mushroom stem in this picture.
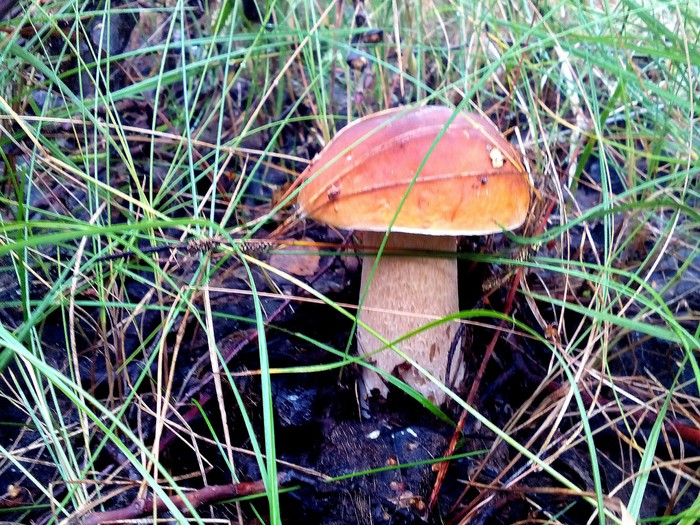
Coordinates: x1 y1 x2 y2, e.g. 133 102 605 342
357 231 464 405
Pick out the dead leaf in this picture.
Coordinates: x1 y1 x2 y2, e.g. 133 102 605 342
269 238 320 277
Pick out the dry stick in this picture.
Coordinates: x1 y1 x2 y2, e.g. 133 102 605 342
432 207 700 523
539 379 700 451
451 203 557 523
446 359 700 523
426 269 524 515
452 378 700 523
427 198 556 516
667 420 700 448
80 473 288 525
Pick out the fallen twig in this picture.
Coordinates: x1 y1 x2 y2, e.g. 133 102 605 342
426 196 556 516
80 473 288 525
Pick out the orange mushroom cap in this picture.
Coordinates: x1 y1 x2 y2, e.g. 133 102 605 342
298 105 531 235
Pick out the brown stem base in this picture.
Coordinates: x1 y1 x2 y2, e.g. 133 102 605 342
357 232 464 405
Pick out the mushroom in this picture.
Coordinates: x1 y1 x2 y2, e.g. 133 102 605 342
297 105 530 405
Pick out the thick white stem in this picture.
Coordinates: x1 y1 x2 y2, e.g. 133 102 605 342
357 232 464 405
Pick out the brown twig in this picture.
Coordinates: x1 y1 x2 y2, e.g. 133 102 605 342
80 473 287 525
426 196 556 516
426 269 524 514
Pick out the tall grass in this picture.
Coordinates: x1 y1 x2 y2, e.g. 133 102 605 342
0 0 698 523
